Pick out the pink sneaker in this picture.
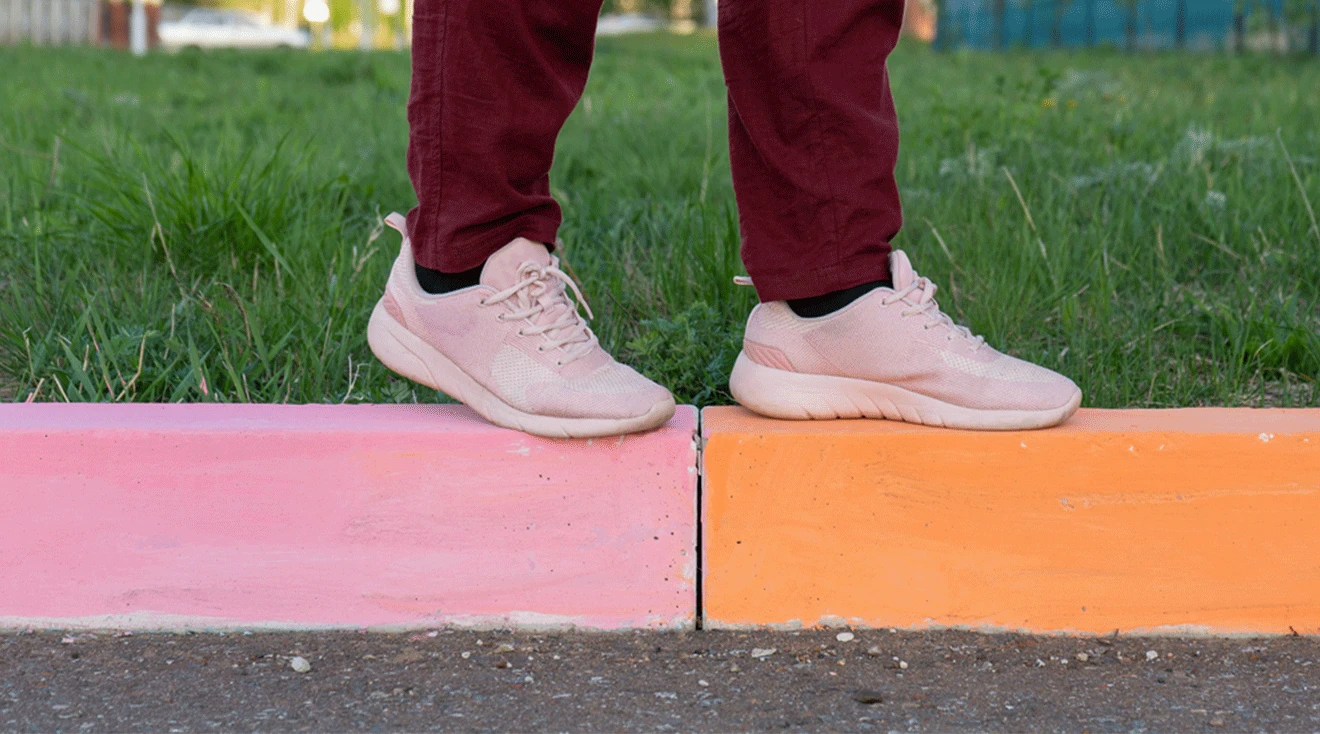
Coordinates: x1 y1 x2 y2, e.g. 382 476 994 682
368 213 675 438
729 251 1082 430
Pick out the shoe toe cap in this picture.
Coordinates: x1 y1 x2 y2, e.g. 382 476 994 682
1003 360 1082 412
528 364 675 421
954 353 1081 413
1040 373 1083 411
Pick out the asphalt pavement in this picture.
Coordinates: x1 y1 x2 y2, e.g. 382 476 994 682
4 628 1319 731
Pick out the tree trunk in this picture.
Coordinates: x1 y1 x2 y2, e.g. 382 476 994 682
1024 1 1034 46
934 0 949 50
1311 0 1319 55
1175 0 1186 48
1084 0 1094 45
1267 0 1280 52
993 0 1006 49
1234 10 1245 52
1125 5 1136 50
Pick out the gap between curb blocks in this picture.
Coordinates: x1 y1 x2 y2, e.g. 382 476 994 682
693 408 705 632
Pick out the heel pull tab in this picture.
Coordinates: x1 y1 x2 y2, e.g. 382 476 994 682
733 276 754 287
384 212 408 239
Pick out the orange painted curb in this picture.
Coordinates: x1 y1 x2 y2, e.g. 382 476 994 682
702 407 1320 635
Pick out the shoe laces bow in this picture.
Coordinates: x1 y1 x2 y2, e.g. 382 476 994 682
482 259 598 365
882 276 985 348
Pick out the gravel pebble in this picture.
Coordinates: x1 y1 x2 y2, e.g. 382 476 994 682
5 628 1315 731
853 689 885 705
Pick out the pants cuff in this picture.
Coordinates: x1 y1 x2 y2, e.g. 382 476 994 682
412 216 562 273
746 248 893 303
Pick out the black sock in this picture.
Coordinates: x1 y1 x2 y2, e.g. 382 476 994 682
415 262 484 294
787 279 892 318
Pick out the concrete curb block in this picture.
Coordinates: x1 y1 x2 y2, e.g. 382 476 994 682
6 403 1320 634
701 406 1320 635
0 404 699 631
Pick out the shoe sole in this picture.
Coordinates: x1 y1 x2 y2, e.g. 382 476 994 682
367 300 676 439
729 351 1082 431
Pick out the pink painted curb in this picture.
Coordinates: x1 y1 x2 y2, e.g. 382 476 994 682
0 404 698 631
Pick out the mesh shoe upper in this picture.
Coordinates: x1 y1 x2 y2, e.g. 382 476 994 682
742 250 1080 413
381 217 672 421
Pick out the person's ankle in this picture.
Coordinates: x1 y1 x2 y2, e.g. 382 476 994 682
415 262 484 294
787 279 892 318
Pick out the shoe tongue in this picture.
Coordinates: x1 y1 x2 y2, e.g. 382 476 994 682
480 237 553 291
888 249 918 290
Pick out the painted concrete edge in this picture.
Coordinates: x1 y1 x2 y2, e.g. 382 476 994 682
0 402 700 433
1 404 701 633
700 619 1290 639
698 406 1320 638
701 405 1320 436
0 611 695 634
12 403 1319 636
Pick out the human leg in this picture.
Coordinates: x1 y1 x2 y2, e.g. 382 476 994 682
720 0 1081 429
718 0 905 304
370 1 675 437
405 0 603 273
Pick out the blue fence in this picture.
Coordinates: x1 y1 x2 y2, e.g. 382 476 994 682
935 0 1319 51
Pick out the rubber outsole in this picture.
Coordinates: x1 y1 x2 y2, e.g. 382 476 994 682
728 351 1082 431
366 300 675 438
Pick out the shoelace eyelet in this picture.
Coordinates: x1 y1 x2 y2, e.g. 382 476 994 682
536 346 545 353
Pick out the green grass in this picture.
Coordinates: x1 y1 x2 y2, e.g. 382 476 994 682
1 36 1318 407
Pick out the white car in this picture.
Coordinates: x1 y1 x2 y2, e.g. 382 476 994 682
595 12 664 36
159 9 310 51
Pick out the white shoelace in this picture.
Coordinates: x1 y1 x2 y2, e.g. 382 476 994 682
882 277 986 349
481 261 598 366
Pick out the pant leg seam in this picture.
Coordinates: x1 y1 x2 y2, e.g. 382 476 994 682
796 0 844 272
426 0 451 255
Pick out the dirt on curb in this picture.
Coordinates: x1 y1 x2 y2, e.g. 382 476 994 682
3 628 1320 731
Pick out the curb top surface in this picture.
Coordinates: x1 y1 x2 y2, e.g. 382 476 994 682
0 403 699 435
701 406 1320 437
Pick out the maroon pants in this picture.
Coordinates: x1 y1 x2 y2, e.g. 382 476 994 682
405 0 904 302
